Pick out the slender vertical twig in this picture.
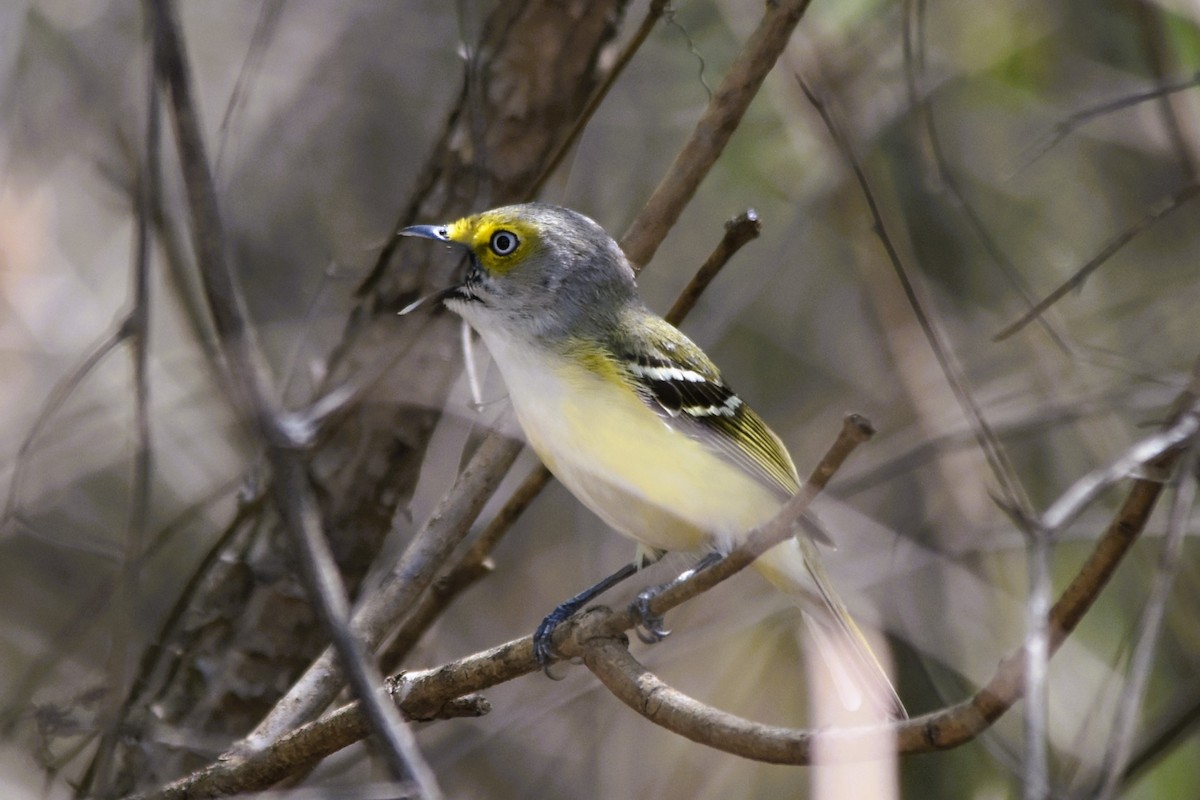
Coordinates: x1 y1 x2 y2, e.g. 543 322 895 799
144 2 442 795
1094 450 1196 800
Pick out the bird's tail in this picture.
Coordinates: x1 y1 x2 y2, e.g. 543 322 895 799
753 537 907 721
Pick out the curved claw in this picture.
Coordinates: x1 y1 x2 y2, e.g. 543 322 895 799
533 614 563 671
633 589 671 644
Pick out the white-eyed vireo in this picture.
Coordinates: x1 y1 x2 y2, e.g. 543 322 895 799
402 202 904 719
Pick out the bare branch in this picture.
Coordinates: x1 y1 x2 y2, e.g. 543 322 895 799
796 75 1032 517
1095 450 1197 799
145 2 441 794
664 209 762 324
244 430 522 747
1039 413 1198 534
993 183 1200 341
901 0 1070 353
1014 71 1200 175
619 0 812 267
379 463 553 669
528 0 670 197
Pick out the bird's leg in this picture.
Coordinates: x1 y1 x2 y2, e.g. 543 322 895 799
534 561 641 670
633 550 724 644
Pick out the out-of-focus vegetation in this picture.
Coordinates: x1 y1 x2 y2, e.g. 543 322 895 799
2 1 1199 798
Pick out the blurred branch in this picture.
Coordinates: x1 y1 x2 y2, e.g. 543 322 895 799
244 430 522 748
379 462 553 669
1014 70 1200 175
796 75 1031 515
901 0 1070 353
1120 689 1200 790
145 2 441 795
1094 451 1198 799
1133 5 1200 180
619 0 812 267
993 182 1200 342
2 324 127 532
1038 413 1198 534
528 0 670 196
78 47 161 798
129 413 873 799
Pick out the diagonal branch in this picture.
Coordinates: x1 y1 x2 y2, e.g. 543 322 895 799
128 380 1193 797
993 183 1200 341
128 412 872 800
619 0 812 267
144 2 440 795
578 404 1194 763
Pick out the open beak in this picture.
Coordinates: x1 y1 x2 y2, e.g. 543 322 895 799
398 223 478 315
399 224 452 242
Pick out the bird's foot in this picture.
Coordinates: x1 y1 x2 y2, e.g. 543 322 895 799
633 586 672 644
533 605 576 678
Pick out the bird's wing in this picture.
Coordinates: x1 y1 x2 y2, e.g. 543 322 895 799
611 310 801 502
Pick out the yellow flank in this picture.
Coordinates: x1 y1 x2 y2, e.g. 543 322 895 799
481 330 784 555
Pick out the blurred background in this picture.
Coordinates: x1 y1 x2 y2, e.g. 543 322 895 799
2 0 1199 797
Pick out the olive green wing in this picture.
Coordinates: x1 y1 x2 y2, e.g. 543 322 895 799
614 310 802 501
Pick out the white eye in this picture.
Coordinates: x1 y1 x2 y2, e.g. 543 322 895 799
489 230 519 256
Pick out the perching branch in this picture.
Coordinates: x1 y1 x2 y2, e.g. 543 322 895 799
132 376 1198 797
128 412 872 800
577 401 1194 763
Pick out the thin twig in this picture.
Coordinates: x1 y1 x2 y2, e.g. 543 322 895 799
1014 70 1200 175
1039 413 1198 534
796 75 1032 517
901 0 1070 354
619 0 812 268
993 183 1200 341
1095 448 1197 800
664 209 761 324
78 47 162 799
527 0 670 197
145 2 441 795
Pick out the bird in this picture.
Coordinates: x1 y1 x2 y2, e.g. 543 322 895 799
401 202 904 719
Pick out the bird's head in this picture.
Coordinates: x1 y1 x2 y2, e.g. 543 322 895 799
401 203 638 342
